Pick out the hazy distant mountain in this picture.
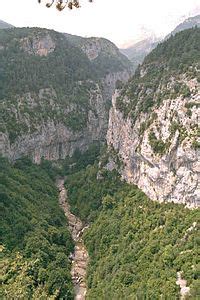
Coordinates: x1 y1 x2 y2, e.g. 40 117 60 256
120 37 159 71
165 15 200 39
0 20 13 29
120 14 200 71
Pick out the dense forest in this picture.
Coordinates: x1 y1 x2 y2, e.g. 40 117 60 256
0 157 74 299
64 159 199 299
1 146 199 299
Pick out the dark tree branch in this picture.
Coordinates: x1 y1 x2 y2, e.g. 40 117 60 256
38 0 93 11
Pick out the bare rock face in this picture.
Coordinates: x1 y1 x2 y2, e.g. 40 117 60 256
21 34 55 56
0 27 131 163
81 39 102 61
0 70 130 163
107 78 200 207
81 37 120 61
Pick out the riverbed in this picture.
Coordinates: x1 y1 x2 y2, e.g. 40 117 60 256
57 179 89 300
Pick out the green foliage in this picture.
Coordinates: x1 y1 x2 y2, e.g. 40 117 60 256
116 28 200 121
0 27 130 142
62 142 101 176
148 130 167 155
84 185 199 299
139 113 157 135
0 157 74 298
192 139 200 150
65 164 124 222
180 84 191 97
64 35 130 75
0 28 93 100
185 102 200 109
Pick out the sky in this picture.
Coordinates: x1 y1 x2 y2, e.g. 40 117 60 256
0 0 199 47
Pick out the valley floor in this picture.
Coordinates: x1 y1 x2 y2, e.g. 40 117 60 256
57 179 89 300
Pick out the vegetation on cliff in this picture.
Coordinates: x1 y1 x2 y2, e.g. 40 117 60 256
1 23 199 300
0 27 130 143
66 165 124 222
64 158 199 299
116 28 200 122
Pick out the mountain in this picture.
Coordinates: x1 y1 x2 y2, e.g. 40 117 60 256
107 27 200 208
64 33 131 74
0 20 13 29
0 27 131 162
120 14 200 71
120 36 159 71
165 14 200 39
1 25 199 300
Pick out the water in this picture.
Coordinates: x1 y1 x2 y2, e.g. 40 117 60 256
57 179 89 300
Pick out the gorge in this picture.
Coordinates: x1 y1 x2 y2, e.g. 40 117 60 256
0 27 131 162
57 178 89 300
107 29 200 207
0 22 199 300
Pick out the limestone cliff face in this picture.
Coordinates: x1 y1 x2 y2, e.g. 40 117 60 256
80 37 122 61
21 34 55 56
107 78 200 207
0 72 129 163
0 28 131 162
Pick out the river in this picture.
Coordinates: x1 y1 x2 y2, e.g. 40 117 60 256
57 179 89 300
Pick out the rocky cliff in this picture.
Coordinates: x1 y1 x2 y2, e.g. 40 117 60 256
107 28 200 207
0 28 131 162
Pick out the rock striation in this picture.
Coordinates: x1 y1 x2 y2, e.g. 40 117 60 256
107 82 199 208
107 29 200 207
0 71 129 163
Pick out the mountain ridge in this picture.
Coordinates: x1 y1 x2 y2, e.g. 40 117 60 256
165 14 200 40
107 27 200 207
0 20 14 29
0 27 131 163
120 14 200 70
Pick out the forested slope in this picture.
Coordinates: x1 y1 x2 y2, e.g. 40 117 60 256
0 27 130 162
84 186 199 299
64 160 199 299
0 157 74 299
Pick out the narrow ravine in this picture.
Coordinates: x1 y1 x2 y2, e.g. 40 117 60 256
57 179 89 300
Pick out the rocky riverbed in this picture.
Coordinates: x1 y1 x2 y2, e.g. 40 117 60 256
57 179 89 300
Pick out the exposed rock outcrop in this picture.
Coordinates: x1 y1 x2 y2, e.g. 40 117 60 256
107 78 200 207
107 28 200 208
0 70 130 163
21 34 55 56
80 37 121 61
176 272 190 299
0 28 131 163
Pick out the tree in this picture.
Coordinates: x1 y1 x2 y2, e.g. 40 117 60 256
38 0 93 11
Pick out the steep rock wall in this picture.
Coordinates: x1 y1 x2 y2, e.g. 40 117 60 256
0 28 131 163
0 72 130 163
107 78 200 207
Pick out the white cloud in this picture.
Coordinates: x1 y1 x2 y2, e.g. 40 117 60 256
0 0 199 47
